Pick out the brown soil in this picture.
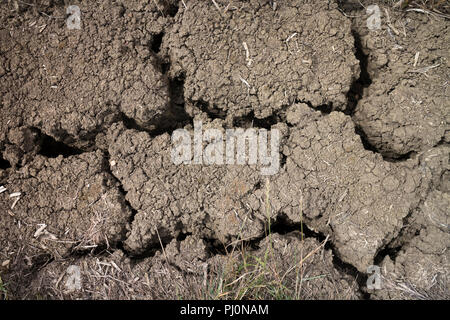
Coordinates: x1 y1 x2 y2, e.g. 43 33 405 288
0 0 448 300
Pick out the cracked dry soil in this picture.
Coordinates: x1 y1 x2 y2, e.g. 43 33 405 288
0 0 448 300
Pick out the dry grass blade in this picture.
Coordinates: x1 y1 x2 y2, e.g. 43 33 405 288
211 0 223 16
397 0 450 18
282 235 330 281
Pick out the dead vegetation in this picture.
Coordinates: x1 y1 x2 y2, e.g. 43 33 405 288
205 235 331 300
394 0 449 14
201 181 333 300
0 275 8 300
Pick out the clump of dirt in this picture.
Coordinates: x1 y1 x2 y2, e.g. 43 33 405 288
0 151 132 295
2 126 41 167
163 0 360 123
0 0 180 153
372 189 449 299
107 121 267 255
272 107 432 272
370 146 449 299
347 2 449 158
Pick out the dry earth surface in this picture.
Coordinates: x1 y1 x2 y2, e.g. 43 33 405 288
0 0 448 300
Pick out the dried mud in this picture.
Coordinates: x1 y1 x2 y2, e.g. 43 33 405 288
0 0 448 300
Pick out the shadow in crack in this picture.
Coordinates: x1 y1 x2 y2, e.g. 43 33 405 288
0 156 11 169
38 133 83 158
345 30 372 116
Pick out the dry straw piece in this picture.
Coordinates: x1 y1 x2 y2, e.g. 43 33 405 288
9 192 21 198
